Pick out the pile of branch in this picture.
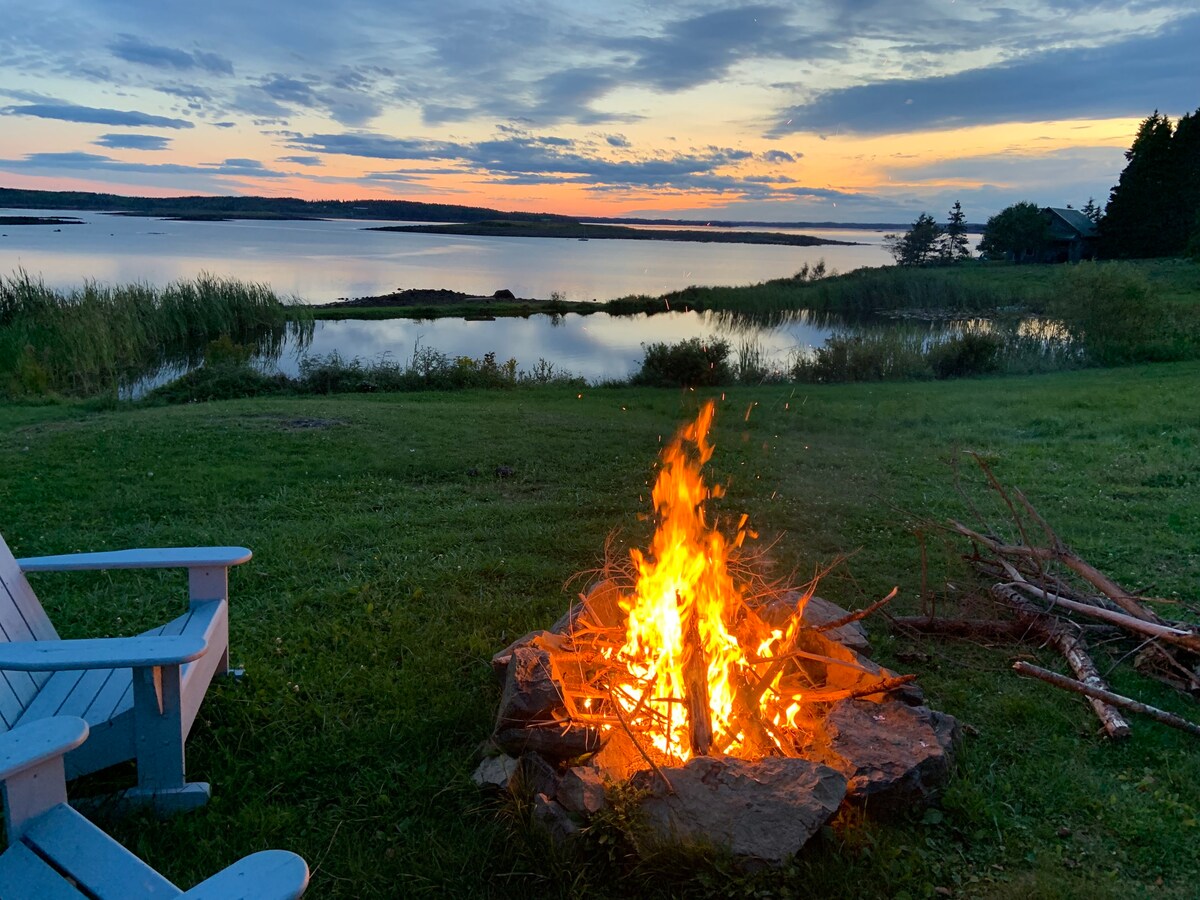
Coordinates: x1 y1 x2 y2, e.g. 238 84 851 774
893 454 1200 741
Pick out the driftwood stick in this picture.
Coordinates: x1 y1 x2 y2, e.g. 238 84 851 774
990 585 1132 739
1013 662 1200 738
952 519 1165 624
748 647 877 673
801 673 918 704
815 586 899 633
1005 584 1200 654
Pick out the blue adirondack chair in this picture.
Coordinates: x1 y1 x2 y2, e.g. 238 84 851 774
0 533 250 812
0 716 309 899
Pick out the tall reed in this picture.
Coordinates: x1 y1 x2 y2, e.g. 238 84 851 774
0 271 313 396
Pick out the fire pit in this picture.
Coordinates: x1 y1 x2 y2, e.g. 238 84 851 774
478 402 958 863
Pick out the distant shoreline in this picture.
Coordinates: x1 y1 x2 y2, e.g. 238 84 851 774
367 220 859 246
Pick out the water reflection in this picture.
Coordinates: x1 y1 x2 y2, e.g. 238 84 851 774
263 309 843 382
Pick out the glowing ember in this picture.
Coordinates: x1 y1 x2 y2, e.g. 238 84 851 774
609 400 805 762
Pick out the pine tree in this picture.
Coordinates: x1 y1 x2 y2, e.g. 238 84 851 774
1100 111 1175 257
1080 197 1102 225
1165 109 1200 255
884 213 942 266
941 201 971 261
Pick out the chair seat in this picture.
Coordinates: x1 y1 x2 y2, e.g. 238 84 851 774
10 601 224 783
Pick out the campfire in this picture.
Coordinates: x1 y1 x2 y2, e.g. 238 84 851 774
479 401 959 862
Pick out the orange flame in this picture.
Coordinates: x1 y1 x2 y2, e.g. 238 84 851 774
612 400 799 762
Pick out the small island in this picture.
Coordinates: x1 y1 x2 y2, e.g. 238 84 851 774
367 219 858 246
0 216 84 226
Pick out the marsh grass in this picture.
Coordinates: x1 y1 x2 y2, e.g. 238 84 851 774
146 343 585 403
2 368 1199 896
0 271 313 397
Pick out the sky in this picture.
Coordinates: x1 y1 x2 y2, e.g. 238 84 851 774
1 1 1197 223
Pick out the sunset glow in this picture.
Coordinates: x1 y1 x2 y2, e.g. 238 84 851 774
2 2 1196 221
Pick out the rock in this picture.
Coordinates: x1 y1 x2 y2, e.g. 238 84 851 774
557 766 608 815
495 646 564 727
533 793 580 842
516 752 562 799
472 754 519 791
494 723 603 762
491 630 548 679
495 465 515 478
549 579 626 635
812 700 959 817
493 289 516 300
631 756 847 864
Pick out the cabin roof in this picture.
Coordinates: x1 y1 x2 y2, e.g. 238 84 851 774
1044 207 1098 240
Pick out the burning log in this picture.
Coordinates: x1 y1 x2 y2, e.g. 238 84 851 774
680 597 715 756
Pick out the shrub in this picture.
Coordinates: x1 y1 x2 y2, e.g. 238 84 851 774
793 331 930 383
926 330 1003 378
1051 263 1190 364
632 338 732 387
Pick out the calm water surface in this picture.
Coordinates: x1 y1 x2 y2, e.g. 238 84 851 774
275 309 841 382
3 206 994 386
1 207 899 302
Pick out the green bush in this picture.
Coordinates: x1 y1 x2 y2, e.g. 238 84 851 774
927 330 1003 378
1051 263 1193 365
794 331 931 383
632 337 732 386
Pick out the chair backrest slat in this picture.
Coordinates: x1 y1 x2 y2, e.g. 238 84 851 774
0 535 60 732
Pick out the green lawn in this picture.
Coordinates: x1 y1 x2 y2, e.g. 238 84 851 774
2 365 1199 897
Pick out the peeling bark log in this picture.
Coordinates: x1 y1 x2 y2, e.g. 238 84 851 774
990 584 1131 739
1013 662 1200 739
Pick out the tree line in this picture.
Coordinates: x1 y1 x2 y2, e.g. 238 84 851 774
886 105 1200 265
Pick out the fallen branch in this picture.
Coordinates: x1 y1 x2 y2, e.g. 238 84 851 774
990 585 1131 739
1013 661 1200 739
951 519 1165 624
801 673 917 704
815 587 898 633
1005 583 1200 654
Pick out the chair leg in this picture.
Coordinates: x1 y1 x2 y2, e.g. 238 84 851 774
128 664 211 815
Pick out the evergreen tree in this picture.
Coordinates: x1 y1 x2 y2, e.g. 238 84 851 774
1166 109 1200 254
884 213 942 266
1100 111 1176 257
978 202 1049 262
1080 197 1103 225
941 201 971 261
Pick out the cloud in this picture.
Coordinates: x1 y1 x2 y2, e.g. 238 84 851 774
278 155 323 166
771 12 1200 135
0 150 286 181
92 133 172 150
289 129 799 195
109 34 234 75
2 103 193 129
611 5 829 94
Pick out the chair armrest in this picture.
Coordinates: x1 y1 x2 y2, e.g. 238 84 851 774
18 546 252 573
0 717 89 782
179 850 310 900
0 635 208 671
